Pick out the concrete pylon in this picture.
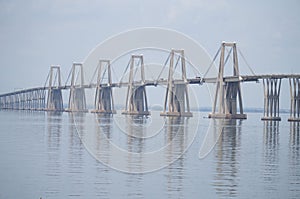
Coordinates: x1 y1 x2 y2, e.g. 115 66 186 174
91 60 116 114
288 77 300 121
0 97 3 109
66 63 88 112
209 42 246 119
46 65 64 111
261 78 281 121
160 49 192 117
122 55 150 116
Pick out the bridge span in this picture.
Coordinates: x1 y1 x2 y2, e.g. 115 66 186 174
1 42 300 122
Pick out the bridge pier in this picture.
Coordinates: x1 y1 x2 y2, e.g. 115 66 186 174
161 50 192 117
17 94 22 109
123 85 149 115
4 95 11 109
66 63 88 112
37 89 46 110
91 60 116 114
261 78 281 121
288 77 300 122
46 66 64 111
47 88 63 111
9 95 14 109
122 55 150 116
12 94 18 109
92 87 116 114
0 97 4 109
209 42 246 119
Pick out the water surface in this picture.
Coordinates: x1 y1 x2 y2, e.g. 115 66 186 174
0 110 299 199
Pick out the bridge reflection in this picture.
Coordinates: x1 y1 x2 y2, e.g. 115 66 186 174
45 112 63 198
212 119 242 198
289 122 300 198
261 121 280 196
72 111 192 173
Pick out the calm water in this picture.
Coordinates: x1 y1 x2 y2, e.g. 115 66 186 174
0 110 299 199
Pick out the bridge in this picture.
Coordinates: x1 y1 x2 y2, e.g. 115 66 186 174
1 42 300 122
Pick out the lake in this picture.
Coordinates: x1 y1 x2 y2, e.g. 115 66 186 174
0 110 299 199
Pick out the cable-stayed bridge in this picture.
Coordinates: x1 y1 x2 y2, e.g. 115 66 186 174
1 42 300 122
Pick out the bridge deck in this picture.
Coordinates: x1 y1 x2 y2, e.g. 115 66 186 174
202 74 300 83
1 74 300 97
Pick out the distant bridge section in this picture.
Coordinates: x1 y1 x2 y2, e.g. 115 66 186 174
0 87 46 111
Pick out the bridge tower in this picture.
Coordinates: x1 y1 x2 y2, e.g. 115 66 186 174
66 63 88 112
91 60 116 114
46 66 64 111
160 49 192 117
209 42 246 119
288 77 300 121
122 55 150 116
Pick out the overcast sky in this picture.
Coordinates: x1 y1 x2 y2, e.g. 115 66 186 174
0 0 299 108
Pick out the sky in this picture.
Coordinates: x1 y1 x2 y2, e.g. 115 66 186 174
0 0 299 108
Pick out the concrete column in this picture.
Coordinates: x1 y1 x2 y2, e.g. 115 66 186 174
37 89 46 111
288 77 300 121
261 78 281 121
4 96 8 109
20 93 25 110
0 97 3 109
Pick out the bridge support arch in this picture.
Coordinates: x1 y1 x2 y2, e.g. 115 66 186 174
46 66 64 111
91 60 116 114
160 50 192 117
66 63 88 112
209 42 246 119
122 55 150 116
261 78 281 121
